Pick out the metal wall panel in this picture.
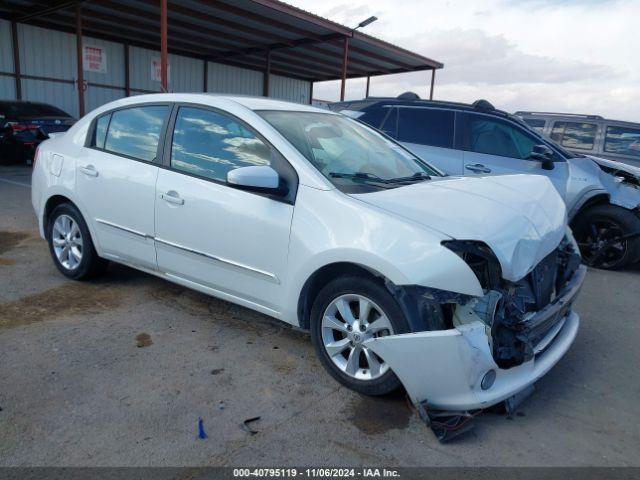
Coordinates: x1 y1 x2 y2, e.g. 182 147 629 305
86 86 125 115
207 62 262 95
129 47 204 93
0 77 16 101
269 74 311 104
170 54 204 92
5 22 311 116
21 79 78 118
129 46 161 93
83 36 125 87
18 23 76 80
0 19 14 74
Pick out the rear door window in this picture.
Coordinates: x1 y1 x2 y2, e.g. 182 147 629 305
104 105 169 162
397 108 454 148
550 121 598 150
603 125 640 158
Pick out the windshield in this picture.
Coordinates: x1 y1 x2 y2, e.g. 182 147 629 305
0 101 72 119
258 110 439 193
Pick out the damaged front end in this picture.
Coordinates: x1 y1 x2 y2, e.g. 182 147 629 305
365 234 586 436
445 236 583 369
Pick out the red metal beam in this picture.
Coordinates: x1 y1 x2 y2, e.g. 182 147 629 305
429 68 435 100
340 36 348 102
160 0 168 92
10 19 21 99
75 4 85 117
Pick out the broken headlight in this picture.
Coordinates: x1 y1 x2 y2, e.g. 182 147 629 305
441 240 502 291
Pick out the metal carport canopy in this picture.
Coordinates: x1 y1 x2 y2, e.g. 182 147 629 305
0 0 444 104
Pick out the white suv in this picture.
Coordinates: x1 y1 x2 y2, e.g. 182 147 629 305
32 94 585 413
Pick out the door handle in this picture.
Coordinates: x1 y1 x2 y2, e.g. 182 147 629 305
465 163 492 174
79 165 99 177
161 191 184 206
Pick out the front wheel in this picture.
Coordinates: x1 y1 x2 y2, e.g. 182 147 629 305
572 204 640 269
310 275 409 396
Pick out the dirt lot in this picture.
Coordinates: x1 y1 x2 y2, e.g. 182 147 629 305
1 166 639 467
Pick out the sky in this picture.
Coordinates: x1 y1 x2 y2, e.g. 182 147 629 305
288 0 638 122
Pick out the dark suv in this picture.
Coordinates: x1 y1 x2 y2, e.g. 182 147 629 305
330 93 640 269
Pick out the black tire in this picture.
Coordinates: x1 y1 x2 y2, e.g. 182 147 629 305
572 204 640 269
310 275 410 396
47 203 108 280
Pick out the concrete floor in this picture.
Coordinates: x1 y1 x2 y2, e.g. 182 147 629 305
0 166 639 467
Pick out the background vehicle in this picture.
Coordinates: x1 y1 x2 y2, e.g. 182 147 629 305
31 93 583 412
515 111 640 168
332 94 640 269
0 101 75 165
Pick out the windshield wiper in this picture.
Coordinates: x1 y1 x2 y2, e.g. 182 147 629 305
328 172 394 187
386 172 432 184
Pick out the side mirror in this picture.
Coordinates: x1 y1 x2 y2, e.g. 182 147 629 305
227 165 284 194
528 144 555 170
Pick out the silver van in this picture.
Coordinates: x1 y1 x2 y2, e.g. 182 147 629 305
515 112 640 168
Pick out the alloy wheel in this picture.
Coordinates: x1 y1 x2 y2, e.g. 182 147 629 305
320 294 394 381
576 219 627 268
52 214 83 270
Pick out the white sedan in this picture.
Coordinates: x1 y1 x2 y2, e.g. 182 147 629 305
31 93 585 413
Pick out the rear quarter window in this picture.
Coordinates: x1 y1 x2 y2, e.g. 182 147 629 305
397 108 455 148
522 118 546 134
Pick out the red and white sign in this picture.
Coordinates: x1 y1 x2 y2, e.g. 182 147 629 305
83 45 106 73
151 58 170 83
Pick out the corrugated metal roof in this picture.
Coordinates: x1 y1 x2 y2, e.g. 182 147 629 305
0 0 443 82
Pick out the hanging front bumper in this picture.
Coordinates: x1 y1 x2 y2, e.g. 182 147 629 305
364 265 586 411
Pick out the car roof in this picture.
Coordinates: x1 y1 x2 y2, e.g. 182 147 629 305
332 95 514 119
97 93 331 114
514 111 640 128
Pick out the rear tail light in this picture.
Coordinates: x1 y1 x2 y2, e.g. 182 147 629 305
8 122 40 132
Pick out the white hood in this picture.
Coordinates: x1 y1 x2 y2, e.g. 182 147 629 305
352 174 567 282
587 155 640 177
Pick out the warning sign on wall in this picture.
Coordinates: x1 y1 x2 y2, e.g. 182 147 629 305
151 58 170 83
83 45 106 73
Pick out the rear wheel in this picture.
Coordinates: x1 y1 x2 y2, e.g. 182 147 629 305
572 204 640 269
47 203 108 280
310 275 409 396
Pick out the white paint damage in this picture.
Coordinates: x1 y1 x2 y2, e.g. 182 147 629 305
587 155 640 211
